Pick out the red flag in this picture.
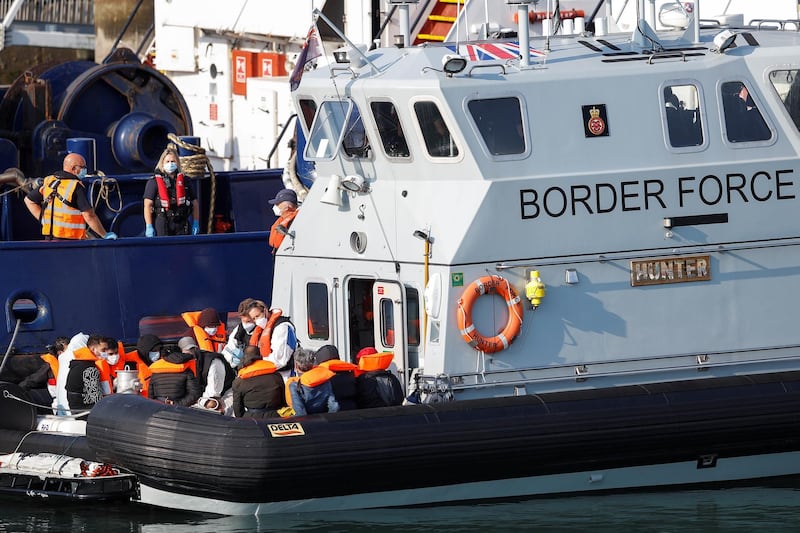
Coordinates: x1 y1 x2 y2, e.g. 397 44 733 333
290 26 323 91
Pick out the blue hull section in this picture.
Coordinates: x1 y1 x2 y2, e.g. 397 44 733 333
0 169 284 353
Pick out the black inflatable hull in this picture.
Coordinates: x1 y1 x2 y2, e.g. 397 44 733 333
84 371 800 509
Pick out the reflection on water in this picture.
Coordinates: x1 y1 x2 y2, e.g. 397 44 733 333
1 487 800 532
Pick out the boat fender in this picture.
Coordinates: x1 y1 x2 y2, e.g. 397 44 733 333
457 275 524 354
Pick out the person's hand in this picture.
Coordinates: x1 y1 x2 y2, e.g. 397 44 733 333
145 224 155 237
191 220 200 235
104 232 118 240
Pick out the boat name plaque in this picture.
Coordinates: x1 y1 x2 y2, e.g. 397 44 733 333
268 422 305 437
630 254 710 287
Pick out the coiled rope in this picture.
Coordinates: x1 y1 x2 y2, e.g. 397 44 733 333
89 174 123 214
168 133 217 233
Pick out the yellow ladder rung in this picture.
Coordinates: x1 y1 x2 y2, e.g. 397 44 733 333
428 15 456 22
440 0 465 3
417 34 446 42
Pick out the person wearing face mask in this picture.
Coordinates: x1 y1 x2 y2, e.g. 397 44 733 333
181 307 227 353
63 334 114 412
268 188 299 254
112 338 152 396
246 299 298 380
134 334 163 397
23 153 118 240
142 146 200 237
222 298 259 369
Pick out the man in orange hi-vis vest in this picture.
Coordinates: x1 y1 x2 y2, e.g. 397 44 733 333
23 153 117 240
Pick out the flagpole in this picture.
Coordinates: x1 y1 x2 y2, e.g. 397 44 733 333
312 8 379 74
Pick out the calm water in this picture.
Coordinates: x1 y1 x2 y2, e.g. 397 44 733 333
1 486 799 532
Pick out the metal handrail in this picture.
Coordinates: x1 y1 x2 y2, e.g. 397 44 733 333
0 0 93 25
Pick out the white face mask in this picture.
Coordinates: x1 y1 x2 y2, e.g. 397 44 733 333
148 351 160 363
164 161 178 174
204 326 219 336
272 205 282 217
255 316 268 329
242 321 256 334
106 354 120 366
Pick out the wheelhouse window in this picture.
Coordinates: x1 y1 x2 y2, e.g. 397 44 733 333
769 69 800 132
304 99 348 160
467 97 526 155
663 84 703 148
307 282 330 340
414 101 459 157
721 81 771 143
371 101 410 158
342 103 371 158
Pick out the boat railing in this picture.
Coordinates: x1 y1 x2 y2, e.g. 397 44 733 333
443 344 800 394
0 0 93 25
0 0 94 51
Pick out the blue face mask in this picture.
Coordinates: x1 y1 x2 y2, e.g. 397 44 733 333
164 162 178 174
148 351 160 363
77 167 88 179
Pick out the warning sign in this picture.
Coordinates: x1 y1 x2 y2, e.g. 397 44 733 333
235 56 247 83
261 58 273 77
209 103 218 122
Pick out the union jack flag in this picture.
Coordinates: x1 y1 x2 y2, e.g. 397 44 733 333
448 42 546 62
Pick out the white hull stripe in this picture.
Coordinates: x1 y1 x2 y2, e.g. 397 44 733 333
137 451 800 516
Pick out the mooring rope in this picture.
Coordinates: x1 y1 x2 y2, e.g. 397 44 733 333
2 389 91 417
167 133 217 233
89 174 123 214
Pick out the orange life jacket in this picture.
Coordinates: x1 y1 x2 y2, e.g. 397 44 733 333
40 353 59 378
40 175 85 239
319 359 358 373
299 366 335 387
249 310 284 358
116 341 152 397
73 347 113 392
182 311 226 352
237 359 277 379
285 375 299 407
357 351 394 375
269 208 298 249
149 358 197 376
154 174 187 210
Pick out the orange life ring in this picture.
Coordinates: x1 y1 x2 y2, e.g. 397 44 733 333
457 275 524 353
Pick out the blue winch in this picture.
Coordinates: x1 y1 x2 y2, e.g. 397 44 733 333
0 48 192 177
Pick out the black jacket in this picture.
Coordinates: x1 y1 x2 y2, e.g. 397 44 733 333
232 372 285 418
148 351 201 406
356 370 404 409
194 349 236 396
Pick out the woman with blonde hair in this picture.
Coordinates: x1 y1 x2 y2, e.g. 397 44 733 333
142 146 200 236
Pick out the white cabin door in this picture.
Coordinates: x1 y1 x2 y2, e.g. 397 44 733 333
372 280 407 388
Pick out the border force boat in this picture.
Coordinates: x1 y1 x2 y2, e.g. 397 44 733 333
10 0 800 515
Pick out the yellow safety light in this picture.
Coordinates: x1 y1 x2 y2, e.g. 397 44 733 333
525 270 546 308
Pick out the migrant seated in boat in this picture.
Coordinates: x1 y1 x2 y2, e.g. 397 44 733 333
147 345 201 406
178 336 236 415
222 297 260 370
244 300 297 381
23 153 117 240
721 81 771 143
63 335 114 412
355 348 404 409
182 307 227 354
17 336 68 411
232 346 286 419
268 188 299 253
314 344 359 411
289 348 339 416
143 146 200 237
